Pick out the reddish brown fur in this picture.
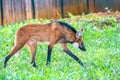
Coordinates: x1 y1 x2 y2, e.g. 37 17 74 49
16 22 76 44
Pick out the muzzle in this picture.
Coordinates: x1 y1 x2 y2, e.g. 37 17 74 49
72 42 86 51
79 43 86 51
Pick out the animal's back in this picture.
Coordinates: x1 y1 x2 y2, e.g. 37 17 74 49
15 21 75 45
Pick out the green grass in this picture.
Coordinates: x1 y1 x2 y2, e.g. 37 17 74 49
0 16 120 80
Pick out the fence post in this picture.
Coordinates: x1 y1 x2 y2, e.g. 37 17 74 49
60 0 64 18
0 0 3 25
86 0 89 12
0 0 1 25
31 0 36 18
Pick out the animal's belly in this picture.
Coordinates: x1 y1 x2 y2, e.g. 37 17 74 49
30 34 50 42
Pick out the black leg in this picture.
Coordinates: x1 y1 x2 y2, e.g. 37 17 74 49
63 50 84 66
31 62 37 68
4 43 25 68
46 45 52 65
4 56 10 68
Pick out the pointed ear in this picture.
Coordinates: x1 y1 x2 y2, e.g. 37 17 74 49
76 29 83 38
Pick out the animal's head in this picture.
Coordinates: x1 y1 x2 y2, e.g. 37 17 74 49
72 29 86 51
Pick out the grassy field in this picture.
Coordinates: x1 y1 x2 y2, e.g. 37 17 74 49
0 15 120 80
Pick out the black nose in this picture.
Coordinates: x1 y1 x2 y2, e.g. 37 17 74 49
79 46 86 51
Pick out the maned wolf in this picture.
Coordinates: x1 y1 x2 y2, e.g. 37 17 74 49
4 21 86 68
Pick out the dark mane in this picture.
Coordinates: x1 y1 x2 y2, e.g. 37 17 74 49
58 21 77 33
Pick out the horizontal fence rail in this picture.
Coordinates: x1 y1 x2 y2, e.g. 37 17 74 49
0 0 120 25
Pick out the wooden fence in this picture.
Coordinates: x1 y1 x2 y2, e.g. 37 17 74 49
0 0 120 25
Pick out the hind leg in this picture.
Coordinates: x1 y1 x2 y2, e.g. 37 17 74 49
27 40 37 67
4 43 25 68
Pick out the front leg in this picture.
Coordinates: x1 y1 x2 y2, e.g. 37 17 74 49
46 34 60 66
61 43 84 66
46 45 53 65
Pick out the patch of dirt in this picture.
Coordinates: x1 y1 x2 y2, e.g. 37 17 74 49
85 11 120 23
62 11 120 29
